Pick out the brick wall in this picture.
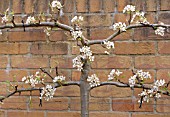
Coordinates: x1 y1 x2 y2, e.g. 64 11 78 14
0 0 170 117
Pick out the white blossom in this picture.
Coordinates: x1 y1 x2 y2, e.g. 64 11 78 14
71 16 84 25
112 22 126 31
108 69 122 81
129 75 136 87
87 74 100 88
155 27 165 36
136 70 151 80
53 75 65 83
71 30 82 40
51 0 62 9
22 71 44 87
154 79 165 87
131 11 149 24
26 16 36 24
1 15 9 23
103 41 115 49
73 55 83 71
44 27 51 36
0 30 2 35
123 5 136 13
40 85 56 101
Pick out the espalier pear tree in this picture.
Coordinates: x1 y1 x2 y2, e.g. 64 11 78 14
0 1 170 117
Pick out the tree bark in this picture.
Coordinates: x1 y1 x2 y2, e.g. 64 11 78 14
80 60 90 117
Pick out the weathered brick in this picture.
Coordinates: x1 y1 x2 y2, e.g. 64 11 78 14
30 97 69 110
132 113 170 117
0 56 8 68
90 85 132 98
31 43 68 55
46 112 80 117
114 42 155 55
114 13 127 23
159 12 170 24
76 0 86 12
117 0 131 12
7 111 44 117
62 0 74 13
11 56 49 68
132 0 145 11
158 41 170 54
0 111 5 117
37 0 48 13
157 69 170 82
146 0 157 11
0 69 28 81
0 0 10 13
92 56 132 69
90 0 101 12
112 98 153 112
156 98 170 112
90 112 129 117
161 0 170 11
24 0 35 14
12 0 22 13
135 56 170 69
8 31 46 42
49 31 67 41
50 56 72 68
1 96 27 110
0 43 29 54
70 97 110 111
104 0 116 12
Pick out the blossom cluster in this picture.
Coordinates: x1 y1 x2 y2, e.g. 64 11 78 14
155 27 165 36
112 22 126 31
53 75 65 83
131 11 149 24
103 41 115 49
1 8 11 23
73 46 94 71
123 5 136 13
87 74 100 88
51 0 62 10
22 71 45 87
71 30 83 40
129 70 151 87
71 16 84 25
40 85 56 101
26 16 36 24
108 69 123 81
138 79 165 104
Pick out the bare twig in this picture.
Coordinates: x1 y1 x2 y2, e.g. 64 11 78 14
40 68 54 80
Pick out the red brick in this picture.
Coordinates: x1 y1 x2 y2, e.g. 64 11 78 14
88 14 112 27
30 97 69 110
0 0 10 13
117 0 131 12
54 85 80 97
50 56 72 69
76 0 86 12
132 114 170 117
156 98 170 112
7 111 44 117
157 69 170 82
158 41 170 54
0 56 8 68
0 111 5 117
159 12 170 24
0 69 28 81
8 31 46 42
90 0 101 12
63 0 74 13
92 56 132 69
90 85 132 98
0 32 8 42
0 43 29 54
1 96 27 110
31 43 68 55
12 0 22 13
11 56 49 68
24 0 35 14
37 0 48 13
161 0 170 11
90 112 129 117
104 0 116 12
134 27 170 40
114 42 155 55
146 0 157 11
133 0 145 11
114 13 127 23
49 31 67 41
70 97 110 111
135 56 170 69
112 98 153 112
46 112 80 117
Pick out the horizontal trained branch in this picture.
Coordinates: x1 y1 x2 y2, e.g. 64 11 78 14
0 81 80 102
91 81 170 96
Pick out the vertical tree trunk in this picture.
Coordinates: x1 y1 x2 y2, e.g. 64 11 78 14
80 60 90 117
